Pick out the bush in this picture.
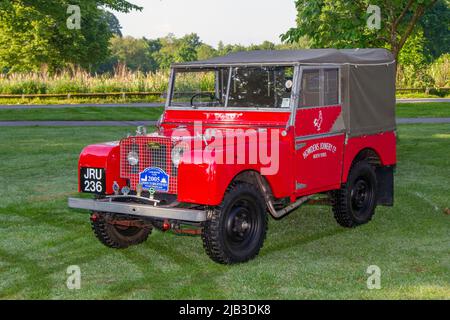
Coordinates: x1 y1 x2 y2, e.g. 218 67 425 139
397 54 450 90
429 54 450 88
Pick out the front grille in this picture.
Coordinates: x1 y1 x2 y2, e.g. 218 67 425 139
120 136 178 194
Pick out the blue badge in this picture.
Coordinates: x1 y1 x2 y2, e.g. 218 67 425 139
139 167 170 192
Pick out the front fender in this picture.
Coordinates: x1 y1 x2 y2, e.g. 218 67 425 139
176 149 219 205
78 142 127 194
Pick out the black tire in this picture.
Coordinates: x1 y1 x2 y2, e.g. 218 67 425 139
90 212 152 249
202 182 268 264
331 161 377 228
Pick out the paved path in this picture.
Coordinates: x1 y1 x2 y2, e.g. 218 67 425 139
0 98 448 109
0 103 164 109
1 118 449 127
396 98 450 103
0 121 157 127
396 118 450 124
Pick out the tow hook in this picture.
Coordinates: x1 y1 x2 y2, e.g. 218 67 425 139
162 220 171 231
161 219 202 236
90 213 99 222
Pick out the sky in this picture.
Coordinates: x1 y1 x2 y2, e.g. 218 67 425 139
114 0 298 48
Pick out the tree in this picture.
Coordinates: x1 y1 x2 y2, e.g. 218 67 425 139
108 36 154 72
281 0 440 61
397 28 434 87
8 0 141 15
429 53 450 87
152 34 179 69
217 43 248 56
145 38 163 72
248 41 276 51
196 44 218 60
152 33 203 69
420 0 450 59
103 10 123 37
175 34 201 62
0 0 140 73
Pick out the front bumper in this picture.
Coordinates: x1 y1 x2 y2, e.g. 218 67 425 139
68 198 207 222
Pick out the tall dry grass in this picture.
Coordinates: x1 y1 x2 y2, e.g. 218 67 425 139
0 66 170 95
1 55 448 96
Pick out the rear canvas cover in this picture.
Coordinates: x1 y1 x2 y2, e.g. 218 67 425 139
341 62 396 137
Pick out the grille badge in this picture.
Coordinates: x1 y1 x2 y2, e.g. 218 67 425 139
147 142 161 150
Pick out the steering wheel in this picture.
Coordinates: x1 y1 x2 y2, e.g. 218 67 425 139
190 92 221 108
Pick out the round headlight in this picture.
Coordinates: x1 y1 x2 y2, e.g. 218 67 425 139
171 146 185 167
127 151 139 166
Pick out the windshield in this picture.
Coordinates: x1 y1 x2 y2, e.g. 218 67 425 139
170 66 294 109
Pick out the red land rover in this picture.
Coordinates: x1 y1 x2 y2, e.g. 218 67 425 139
69 49 397 264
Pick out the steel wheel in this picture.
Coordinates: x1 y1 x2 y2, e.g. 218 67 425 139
224 197 261 253
91 212 152 249
332 161 377 228
202 182 268 264
351 178 375 216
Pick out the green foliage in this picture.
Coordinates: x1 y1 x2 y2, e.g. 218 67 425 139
398 30 428 67
281 0 448 89
429 54 450 87
0 0 140 73
151 33 203 69
174 33 201 62
95 34 312 74
397 31 450 89
0 4 60 73
196 44 218 61
103 10 123 37
215 39 310 57
281 0 440 59
281 1 381 48
106 36 155 72
397 29 434 87
420 0 450 59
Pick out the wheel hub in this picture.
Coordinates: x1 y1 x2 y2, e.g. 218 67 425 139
227 208 252 241
351 179 370 211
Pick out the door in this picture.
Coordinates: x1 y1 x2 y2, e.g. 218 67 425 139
294 67 345 195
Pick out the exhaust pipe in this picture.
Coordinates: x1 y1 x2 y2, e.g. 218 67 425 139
255 173 310 219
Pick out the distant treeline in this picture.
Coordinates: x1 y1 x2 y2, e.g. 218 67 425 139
97 33 310 74
0 0 448 91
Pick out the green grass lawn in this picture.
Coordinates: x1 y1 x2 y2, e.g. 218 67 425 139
0 103 449 121
0 125 449 299
0 107 164 121
396 103 450 118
